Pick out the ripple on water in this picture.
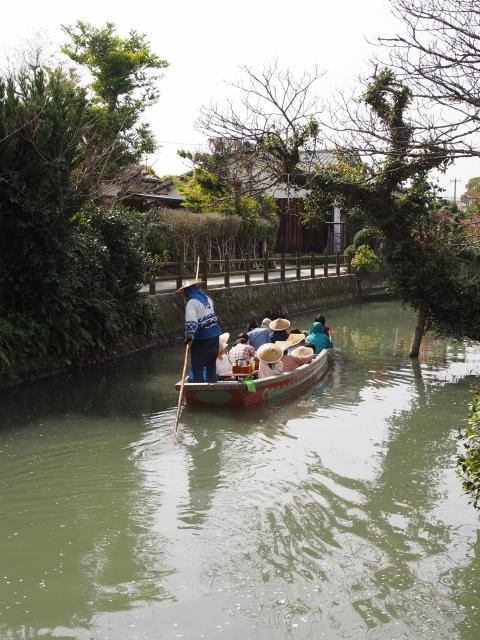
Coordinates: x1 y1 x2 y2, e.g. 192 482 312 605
2 301 480 639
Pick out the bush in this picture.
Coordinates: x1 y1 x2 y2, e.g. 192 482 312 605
351 245 382 272
457 392 480 509
0 204 160 382
144 207 278 263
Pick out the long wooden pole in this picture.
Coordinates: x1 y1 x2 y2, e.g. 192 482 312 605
173 343 190 434
173 257 201 434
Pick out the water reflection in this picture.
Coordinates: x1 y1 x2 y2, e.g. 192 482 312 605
1 301 480 639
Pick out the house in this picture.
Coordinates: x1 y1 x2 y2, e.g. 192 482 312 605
105 152 353 254
268 150 349 254
98 166 185 211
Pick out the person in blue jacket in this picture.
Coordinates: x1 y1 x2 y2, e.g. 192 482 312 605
177 279 222 383
305 321 333 354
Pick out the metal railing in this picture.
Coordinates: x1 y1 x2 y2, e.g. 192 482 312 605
148 252 352 295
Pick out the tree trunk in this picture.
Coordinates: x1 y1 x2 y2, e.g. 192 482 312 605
410 308 426 358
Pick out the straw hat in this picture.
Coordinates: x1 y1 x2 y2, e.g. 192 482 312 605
257 343 284 364
269 318 290 331
291 346 315 363
285 333 305 348
219 332 230 350
175 279 203 294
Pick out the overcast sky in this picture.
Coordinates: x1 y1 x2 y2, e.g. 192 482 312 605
2 0 479 199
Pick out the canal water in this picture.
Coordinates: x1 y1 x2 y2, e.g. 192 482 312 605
1 300 480 640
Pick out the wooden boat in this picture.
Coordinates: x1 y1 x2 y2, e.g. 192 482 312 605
175 348 333 408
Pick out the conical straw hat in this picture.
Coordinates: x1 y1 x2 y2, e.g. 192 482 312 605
285 333 305 348
291 346 314 363
269 318 290 331
175 279 203 294
257 343 283 364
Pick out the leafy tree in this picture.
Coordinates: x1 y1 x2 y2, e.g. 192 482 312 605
62 21 169 175
0 55 159 383
461 177 480 215
199 65 480 355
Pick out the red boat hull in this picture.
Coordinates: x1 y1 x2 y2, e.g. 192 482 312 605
175 349 332 407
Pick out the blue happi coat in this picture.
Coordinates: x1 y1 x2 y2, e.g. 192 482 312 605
184 287 221 340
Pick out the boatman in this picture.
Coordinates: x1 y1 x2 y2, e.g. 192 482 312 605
176 278 222 383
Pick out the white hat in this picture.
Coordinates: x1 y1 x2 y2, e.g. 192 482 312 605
219 332 230 350
269 318 290 331
175 279 203 294
257 343 283 364
261 318 272 329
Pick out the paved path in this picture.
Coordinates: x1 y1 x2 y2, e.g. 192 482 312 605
143 266 348 295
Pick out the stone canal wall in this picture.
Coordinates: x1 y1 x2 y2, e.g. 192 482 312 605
150 274 359 343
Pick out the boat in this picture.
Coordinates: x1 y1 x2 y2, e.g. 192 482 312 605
175 348 333 408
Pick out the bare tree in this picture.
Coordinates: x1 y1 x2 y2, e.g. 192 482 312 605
378 0 480 158
198 62 326 189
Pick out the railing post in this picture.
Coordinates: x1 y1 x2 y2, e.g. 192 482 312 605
245 257 251 286
336 251 341 276
202 253 208 290
176 258 183 290
263 256 269 283
324 253 329 278
296 252 301 280
281 253 286 282
310 252 315 279
347 254 352 275
224 256 230 288
149 279 156 295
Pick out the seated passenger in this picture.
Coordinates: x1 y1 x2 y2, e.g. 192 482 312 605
311 314 332 337
248 317 271 350
257 343 284 379
305 322 333 353
284 332 306 354
276 341 302 373
269 318 290 343
216 333 232 377
291 345 315 364
229 334 256 363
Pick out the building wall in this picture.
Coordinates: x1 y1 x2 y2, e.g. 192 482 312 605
275 198 329 254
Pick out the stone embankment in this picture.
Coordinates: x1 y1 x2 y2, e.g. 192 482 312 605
1 273 388 389
150 274 360 342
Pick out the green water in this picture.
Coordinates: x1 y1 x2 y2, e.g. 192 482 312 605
1 300 480 640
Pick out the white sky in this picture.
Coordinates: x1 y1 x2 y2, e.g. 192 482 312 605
2 0 479 199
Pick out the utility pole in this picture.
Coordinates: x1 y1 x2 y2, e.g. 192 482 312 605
450 178 461 204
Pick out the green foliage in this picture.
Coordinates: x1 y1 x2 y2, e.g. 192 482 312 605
62 21 168 172
351 245 382 272
0 49 162 384
460 176 480 215
62 21 168 109
175 140 279 256
345 226 383 256
457 391 480 509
